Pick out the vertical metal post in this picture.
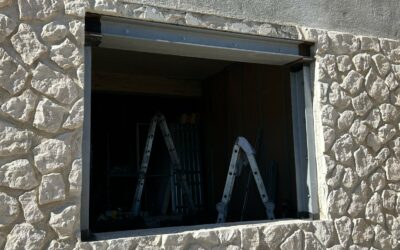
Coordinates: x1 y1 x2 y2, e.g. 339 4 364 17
303 64 319 217
81 46 92 238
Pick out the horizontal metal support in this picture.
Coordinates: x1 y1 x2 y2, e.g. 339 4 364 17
86 15 312 65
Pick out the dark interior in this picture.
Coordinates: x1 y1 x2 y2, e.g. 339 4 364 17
90 47 298 233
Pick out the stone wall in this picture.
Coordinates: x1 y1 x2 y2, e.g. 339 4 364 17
0 0 400 249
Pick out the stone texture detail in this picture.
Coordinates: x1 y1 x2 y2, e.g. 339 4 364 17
5 223 46 250
0 48 29 95
63 98 84 129
33 138 72 174
33 98 67 133
41 21 68 43
38 173 66 204
49 205 78 239
10 24 47 65
50 38 83 69
32 63 79 105
0 159 38 190
0 121 32 156
0 192 20 226
0 14 16 42
69 158 82 195
18 189 44 223
1 89 38 123
18 0 62 20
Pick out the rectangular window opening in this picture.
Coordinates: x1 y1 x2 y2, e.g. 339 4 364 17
83 15 317 238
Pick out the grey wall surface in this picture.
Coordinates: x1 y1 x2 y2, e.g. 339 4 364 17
127 0 400 39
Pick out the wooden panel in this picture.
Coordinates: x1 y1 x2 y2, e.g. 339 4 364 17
92 71 202 97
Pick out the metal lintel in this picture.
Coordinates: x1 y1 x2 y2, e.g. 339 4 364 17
87 15 312 65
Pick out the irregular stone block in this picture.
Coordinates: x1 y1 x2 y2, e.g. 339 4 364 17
352 92 373 116
352 53 371 73
364 109 381 129
0 121 32 156
341 70 364 96
372 54 391 77
240 227 260 250
63 98 84 129
48 240 74 250
5 223 46 250
334 216 352 248
368 169 387 192
1 89 38 123
365 192 385 225
327 165 344 189
280 229 303 250
336 55 352 72
323 126 336 152
354 146 387 177
360 37 380 53
38 173 66 205
381 189 397 211
65 0 88 17
313 220 337 247
262 223 296 249
18 189 44 223
69 159 82 195
69 20 84 46
349 119 368 144
41 21 67 43
217 228 240 246
352 218 374 246
318 54 337 81
50 38 83 70
0 14 16 42
390 87 400 106
328 188 350 217
365 69 389 103
0 192 20 226
33 98 67 133
329 82 351 109
342 168 358 190
32 63 79 105
379 103 399 122
10 23 47 65
384 72 399 91
384 156 400 181
76 64 84 89
0 159 38 190
348 181 371 217
328 32 360 55
0 48 28 95
386 214 400 239
304 232 324 250
337 110 354 130
49 205 78 239
321 104 339 127
18 0 62 20
33 138 71 174
374 225 397 250
332 134 354 165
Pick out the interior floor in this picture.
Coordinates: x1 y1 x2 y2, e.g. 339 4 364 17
90 48 298 233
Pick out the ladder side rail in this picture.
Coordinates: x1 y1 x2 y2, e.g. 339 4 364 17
216 143 240 223
158 116 196 211
246 153 275 219
132 116 158 216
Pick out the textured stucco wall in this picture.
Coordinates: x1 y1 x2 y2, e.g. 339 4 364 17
1 0 400 249
118 0 400 41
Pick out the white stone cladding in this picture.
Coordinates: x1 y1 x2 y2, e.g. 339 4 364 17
0 0 399 249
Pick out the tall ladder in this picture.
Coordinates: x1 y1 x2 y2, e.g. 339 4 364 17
132 113 195 216
216 136 275 223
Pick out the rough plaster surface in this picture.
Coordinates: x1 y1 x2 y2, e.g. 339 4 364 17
1 0 400 249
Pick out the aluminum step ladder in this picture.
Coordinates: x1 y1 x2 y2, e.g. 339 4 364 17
216 136 275 223
132 113 195 216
